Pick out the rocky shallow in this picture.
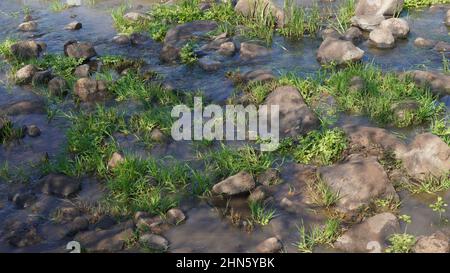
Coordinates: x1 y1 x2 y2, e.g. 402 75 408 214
0 0 449 253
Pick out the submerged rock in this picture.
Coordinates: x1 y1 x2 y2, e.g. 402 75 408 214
32 70 52 86
212 171 256 195
369 27 395 49
413 232 450 253
433 41 450 53
74 224 134 252
351 14 385 31
255 237 283 253
242 69 276 83
0 100 46 116
139 234 169 251
355 0 404 16
18 21 37 32
40 174 81 198
235 0 284 27
240 42 271 60
198 56 221 71
74 78 108 102
64 40 97 59
6 221 42 247
26 125 41 137
112 34 130 45
317 38 364 65
318 155 398 214
335 213 400 252
218 41 236 56
379 18 410 38
261 86 319 137
414 37 437 49
401 133 450 180
166 208 186 225
10 40 43 60
48 77 68 96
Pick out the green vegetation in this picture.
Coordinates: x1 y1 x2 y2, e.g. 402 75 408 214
385 233 416 253
327 0 356 34
404 0 450 8
49 0 69 13
429 196 448 222
307 177 340 208
200 144 275 179
401 174 450 194
0 118 24 144
279 0 321 39
180 41 198 65
296 218 341 253
431 118 450 145
249 200 276 225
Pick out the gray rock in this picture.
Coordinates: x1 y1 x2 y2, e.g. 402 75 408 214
166 208 186 225
242 69 276 83
0 100 46 116
66 216 89 236
95 215 117 230
256 168 280 186
18 21 37 31
321 28 342 40
212 171 256 195
26 124 41 137
369 27 395 48
198 56 221 71
413 232 449 253
235 0 285 27
318 155 398 214
240 42 271 60
344 27 364 44
261 86 319 137
123 12 148 21
64 40 97 59
6 221 42 247
414 37 437 49
113 35 130 45
74 64 90 78
40 174 81 198
335 213 400 252
248 185 269 203
15 64 37 84
32 70 52 86
48 77 67 96
74 224 134 252
434 41 450 53
406 70 450 96
160 20 217 63
139 234 169 251
317 38 364 65
255 237 283 253
351 15 385 31
73 78 108 102
64 21 82 30
355 0 404 16
401 133 450 180
218 41 236 56
379 18 410 38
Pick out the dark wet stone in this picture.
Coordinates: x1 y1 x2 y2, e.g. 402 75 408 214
48 77 68 96
198 56 221 71
9 190 36 209
74 64 90 78
413 232 450 253
15 64 37 84
243 69 276 83
40 174 81 198
32 70 52 86
64 40 97 59
26 124 41 137
10 40 42 60
130 32 151 45
240 42 271 60
139 233 169 251
113 35 130 45
248 185 269 203
255 237 283 253
344 27 363 44
6 221 42 247
66 216 89 236
256 168 280 186
212 171 256 195
434 41 450 53
95 215 117 230
74 224 134 252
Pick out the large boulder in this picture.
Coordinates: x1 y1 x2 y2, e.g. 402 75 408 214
234 0 284 27
355 0 404 16
261 86 319 138
64 40 97 60
369 27 395 49
74 78 108 102
318 155 398 214
10 40 42 60
413 232 449 253
351 15 385 31
212 171 256 195
405 70 450 97
240 42 271 60
40 174 81 198
160 20 218 63
400 133 450 180
317 38 364 65
335 213 400 252
342 125 408 157
379 18 410 38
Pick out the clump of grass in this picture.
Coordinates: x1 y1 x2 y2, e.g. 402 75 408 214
278 72 324 104
180 41 198 65
385 233 416 253
31 54 85 86
0 118 24 144
249 200 276 225
431 118 450 145
296 218 341 253
429 196 448 222
100 55 144 73
279 0 321 38
307 177 340 208
129 107 174 147
325 63 443 128
200 144 274 179
279 128 348 166
374 197 401 213
49 0 69 13
401 174 450 194
0 38 17 61
327 0 355 34
111 4 150 35
404 0 450 8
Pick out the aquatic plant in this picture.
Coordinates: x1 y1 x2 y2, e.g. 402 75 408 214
180 41 198 65
404 0 450 8
249 200 276 225
296 218 341 253
385 233 416 253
